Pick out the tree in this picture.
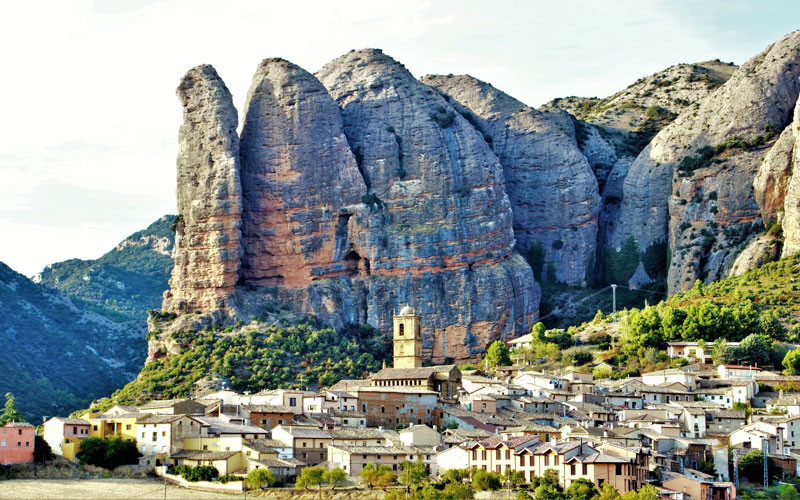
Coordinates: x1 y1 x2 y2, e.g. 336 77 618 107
591 482 621 500
323 467 346 489
759 311 787 341
737 334 773 367
33 435 53 463
1 393 22 425
566 479 598 500
471 469 501 491
711 338 734 365
103 436 140 469
399 459 429 496
442 482 475 500
503 468 526 488
486 341 512 368
531 322 547 342
779 484 799 500
621 485 659 500
738 449 779 485
783 349 800 375
696 460 715 476
296 466 326 500
76 437 107 467
441 468 470 484
247 468 275 489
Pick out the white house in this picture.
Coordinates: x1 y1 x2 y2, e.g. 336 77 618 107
434 445 469 476
717 365 761 380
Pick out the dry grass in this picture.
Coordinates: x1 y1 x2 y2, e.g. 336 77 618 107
0 478 238 500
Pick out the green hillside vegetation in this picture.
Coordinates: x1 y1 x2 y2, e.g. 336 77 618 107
37 215 175 321
88 321 391 412
0 262 143 421
550 253 800 377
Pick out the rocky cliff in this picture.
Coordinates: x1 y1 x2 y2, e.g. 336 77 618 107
239 58 367 288
157 50 539 362
421 74 600 286
610 30 800 292
162 65 243 317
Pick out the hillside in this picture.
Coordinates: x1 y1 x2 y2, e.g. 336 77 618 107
88 319 391 412
0 261 145 421
36 215 175 321
545 60 736 132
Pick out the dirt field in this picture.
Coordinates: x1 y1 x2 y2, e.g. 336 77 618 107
0 478 239 499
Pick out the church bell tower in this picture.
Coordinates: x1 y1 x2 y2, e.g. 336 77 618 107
393 305 422 368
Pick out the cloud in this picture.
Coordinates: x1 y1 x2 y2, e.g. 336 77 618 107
1 0 797 275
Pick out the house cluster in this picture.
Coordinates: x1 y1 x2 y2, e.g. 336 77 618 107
26 309 800 498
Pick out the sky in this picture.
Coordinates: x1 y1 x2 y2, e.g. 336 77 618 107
1 0 798 277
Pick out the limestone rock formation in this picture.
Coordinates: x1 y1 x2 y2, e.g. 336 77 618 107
316 49 538 360
611 30 800 292
162 65 243 316
729 234 782 276
754 125 796 225
239 58 367 288
780 97 800 257
421 74 600 286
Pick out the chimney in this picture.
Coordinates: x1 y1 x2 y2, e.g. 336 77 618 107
502 433 509 441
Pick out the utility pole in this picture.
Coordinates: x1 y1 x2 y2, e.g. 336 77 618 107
611 284 618 323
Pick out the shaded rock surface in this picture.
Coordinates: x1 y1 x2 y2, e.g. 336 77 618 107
239 58 367 288
162 65 243 316
611 31 800 292
316 49 538 360
422 74 599 286
780 95 800 257
159 51 539 362
729 234 782 276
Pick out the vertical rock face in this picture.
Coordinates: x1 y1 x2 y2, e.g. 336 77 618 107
162 65 242 315
780 97 800 257
421 74 600 286
753 125 796 225
612 30 800 292
316 49 538 361
239 59 367 288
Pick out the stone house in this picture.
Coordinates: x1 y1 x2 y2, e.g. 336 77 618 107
355 386 440 427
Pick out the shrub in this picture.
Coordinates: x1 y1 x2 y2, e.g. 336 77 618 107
361 193 384 210
430 106 455 128
552 239 564 250
247 468 275 489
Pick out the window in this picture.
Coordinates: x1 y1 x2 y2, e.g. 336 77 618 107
73 426 77 434
582 464 587 475
545 455 549 466
473 450 477 460
141 432 145 438
393 464 398 471
505 450 510 460
93 425 98 431
162 431 166 437
616 464 622 475
65 438 70 444
529 456 534 467
554 455 559 465
289 398 297 407
570 464 575 475
126 424 131 430
399 324 405 336
381 406 385 414
482 450 487 460
497 449 501 460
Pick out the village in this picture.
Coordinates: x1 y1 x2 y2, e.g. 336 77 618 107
2 306 799 498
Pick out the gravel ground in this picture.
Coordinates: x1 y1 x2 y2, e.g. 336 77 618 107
0 478 240 499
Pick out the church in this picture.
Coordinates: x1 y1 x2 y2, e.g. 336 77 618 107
369 305 461 399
